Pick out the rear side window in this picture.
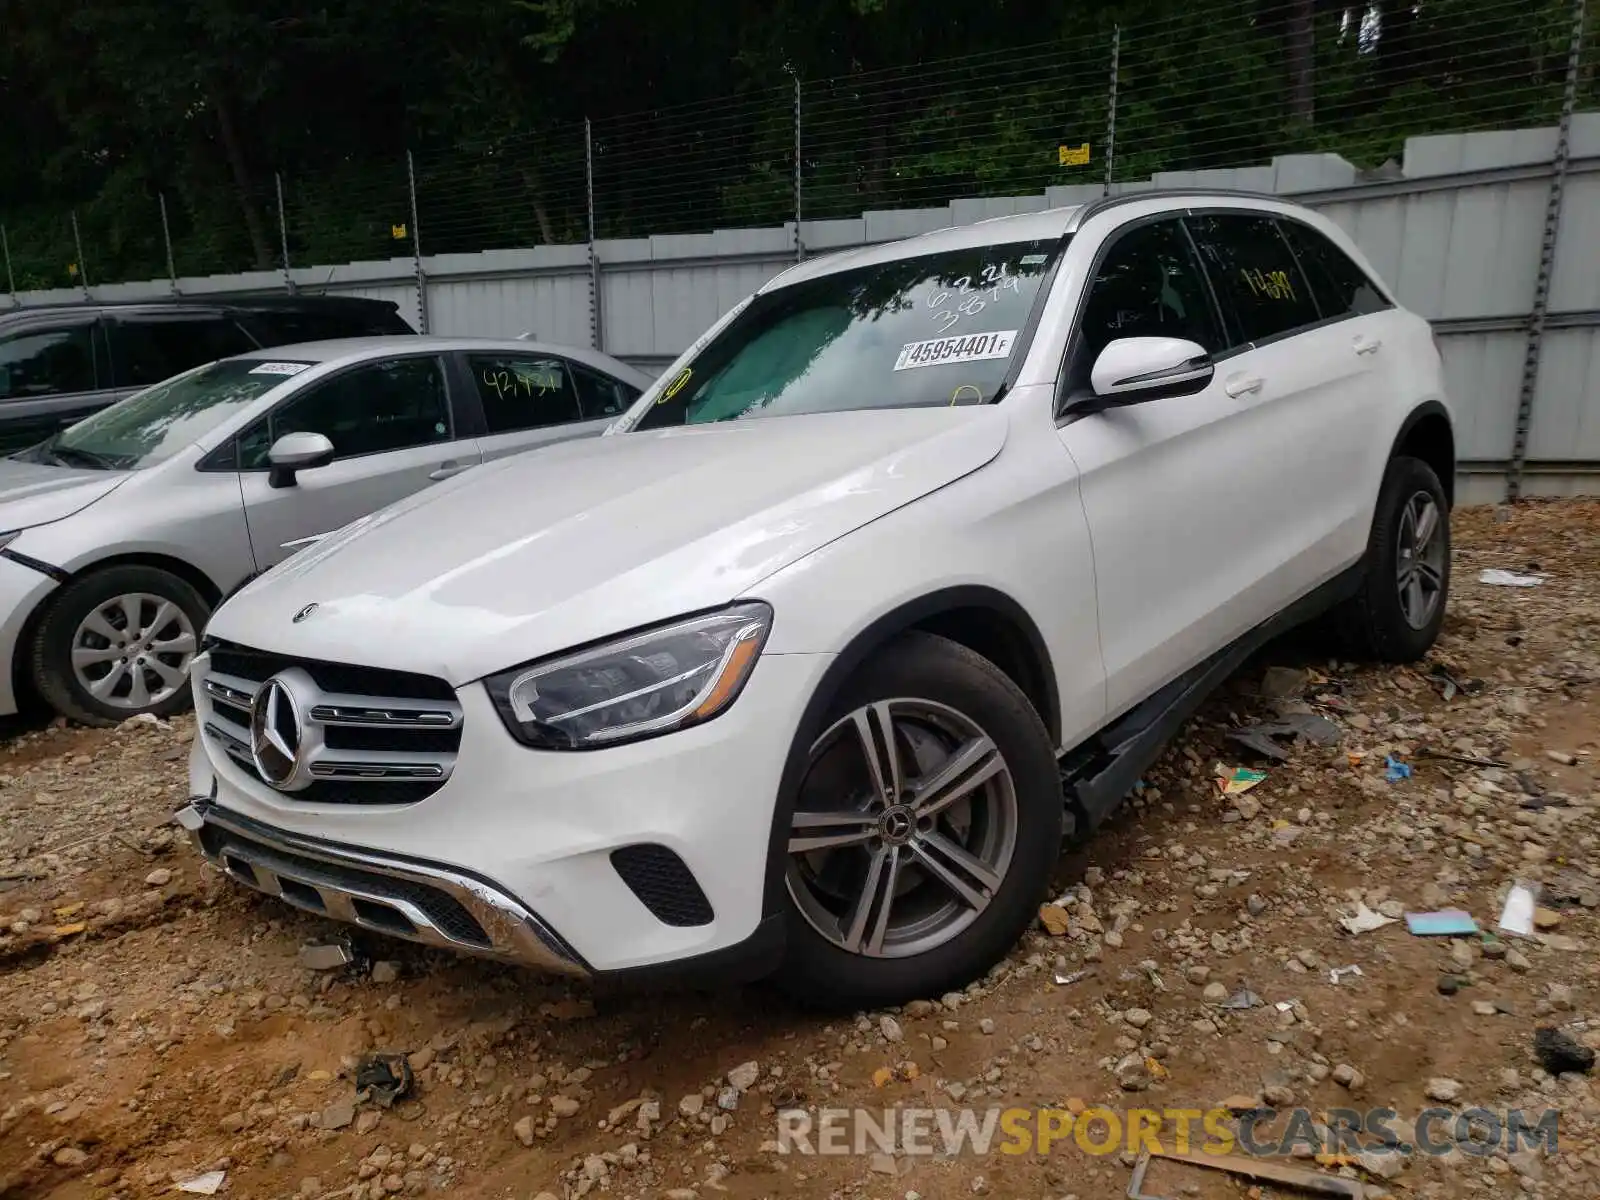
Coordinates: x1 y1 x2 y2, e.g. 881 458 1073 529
0 325 97 398
467 354 584 433
1185 214 1322 348
238 307 409 344
571 363 641 418
113 315 257 387
1275 220 1391 320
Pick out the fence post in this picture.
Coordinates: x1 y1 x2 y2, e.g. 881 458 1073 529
793 72 804 262
275 172 296 294
585 118 604 352
70 210 91 298
1104 25 1121 198
1506 0 1586 502
1 225 15 302
406 151 430 334
159 193 179 294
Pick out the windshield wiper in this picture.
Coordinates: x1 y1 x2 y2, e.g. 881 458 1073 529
47 445 120 470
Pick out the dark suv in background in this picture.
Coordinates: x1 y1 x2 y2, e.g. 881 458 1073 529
0 296 415 452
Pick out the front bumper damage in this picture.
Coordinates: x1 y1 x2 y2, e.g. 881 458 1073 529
176 799 588 976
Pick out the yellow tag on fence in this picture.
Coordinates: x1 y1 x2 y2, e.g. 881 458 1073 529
1058 143 1091 167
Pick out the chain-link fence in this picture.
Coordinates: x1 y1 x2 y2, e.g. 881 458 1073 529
2 0 1594 294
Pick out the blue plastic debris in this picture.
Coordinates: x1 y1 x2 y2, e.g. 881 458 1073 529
1405 910 1479 937
1385 755 1412 783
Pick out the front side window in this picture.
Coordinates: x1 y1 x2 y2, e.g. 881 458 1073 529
1074 219 1223 381
113 315 257 388
239 357 451 468
467 355 583 434
0 325 96 400
1185 214 1321 347
30 358 303 470
633 238 1061 429
1275 220 1391 321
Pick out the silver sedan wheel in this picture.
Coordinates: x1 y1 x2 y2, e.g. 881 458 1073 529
786 698 1018 959
70 592 198 710
1396 491 1447 630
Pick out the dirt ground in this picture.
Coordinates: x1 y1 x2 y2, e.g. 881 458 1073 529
2 500 1598 1200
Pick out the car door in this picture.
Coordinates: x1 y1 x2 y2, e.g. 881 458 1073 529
455 351 618 465
1184 211 1388 601
1055 214 1297 715
237 354 483 570
0 315 117 452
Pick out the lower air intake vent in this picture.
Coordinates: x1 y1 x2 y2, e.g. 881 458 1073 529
609 844 714 927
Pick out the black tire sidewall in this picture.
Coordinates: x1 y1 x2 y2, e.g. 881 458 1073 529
1358 455 1452 661
773 631 1061 1011
32 565 211 725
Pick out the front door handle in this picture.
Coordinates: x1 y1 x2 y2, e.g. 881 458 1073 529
1224 374 1264 398
429 461 470 481
1354 336 1383 356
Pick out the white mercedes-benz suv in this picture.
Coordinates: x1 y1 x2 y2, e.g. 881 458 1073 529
180 191 1455 1010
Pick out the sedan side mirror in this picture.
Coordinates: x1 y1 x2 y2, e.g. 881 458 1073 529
267 431 335 489
1063 337 1215 419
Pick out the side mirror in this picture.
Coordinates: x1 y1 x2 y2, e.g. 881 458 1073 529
1065 337 1215 419
267 431 335 489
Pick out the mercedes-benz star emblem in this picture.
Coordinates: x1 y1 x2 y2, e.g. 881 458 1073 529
292 602 319 623
250 676 305 789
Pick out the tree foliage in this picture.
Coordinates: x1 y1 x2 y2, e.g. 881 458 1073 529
0 0 1591 289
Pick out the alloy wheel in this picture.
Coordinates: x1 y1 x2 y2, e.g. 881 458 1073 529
1395 490 1447 630
786 698 1018 959
70 592 198 710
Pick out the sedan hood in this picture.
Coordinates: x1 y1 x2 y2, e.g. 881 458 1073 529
0 458 130 532
211 407 1008 683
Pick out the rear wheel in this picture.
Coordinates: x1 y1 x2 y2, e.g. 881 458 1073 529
772 632 1062 1011
31 564 210 726
1331 454 1450 662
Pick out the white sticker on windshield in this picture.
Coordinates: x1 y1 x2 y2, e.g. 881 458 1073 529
249 361 311 376
894 330 1018 372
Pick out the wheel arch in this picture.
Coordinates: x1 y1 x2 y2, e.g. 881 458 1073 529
758 585 1061 916
1389 400 1456 508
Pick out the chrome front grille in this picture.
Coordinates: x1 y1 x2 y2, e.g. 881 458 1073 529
199 640 463 805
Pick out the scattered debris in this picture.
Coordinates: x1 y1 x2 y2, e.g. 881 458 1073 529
1498 883 1539 937
1226 713 1342 762
298 938 356 971
1339 903 1396 936
1384 755 1412 783
1127 1148 1372 1199
175 1172 227 1196
1053 967 1094 987
1533 1027 1596 1076
1037 903 1070 936
1215 764 1268 796
1405 910 1479 937
1417 746 1510 769
1328 964 1363 984
355 1053 415 1108
1478 568 1546 587
1221 988 1263 1010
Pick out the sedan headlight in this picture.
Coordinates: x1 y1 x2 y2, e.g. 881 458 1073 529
486 602 772 750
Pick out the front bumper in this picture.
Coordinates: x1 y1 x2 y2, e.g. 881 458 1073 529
188 649 832 974
177 798 587 974
0 552 62 716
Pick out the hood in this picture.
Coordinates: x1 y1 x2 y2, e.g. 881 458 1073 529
0 458 130 532
210 406 1008 683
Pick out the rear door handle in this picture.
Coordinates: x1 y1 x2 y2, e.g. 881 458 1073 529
429 461 470 481
1354 336 1383 356
1224 374 1264 398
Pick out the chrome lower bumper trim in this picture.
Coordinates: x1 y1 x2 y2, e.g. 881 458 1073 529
176 801 587 976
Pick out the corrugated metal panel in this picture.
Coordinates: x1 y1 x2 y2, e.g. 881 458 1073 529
1525 328 1600 461
1437 331 1526 460
427 272 590 343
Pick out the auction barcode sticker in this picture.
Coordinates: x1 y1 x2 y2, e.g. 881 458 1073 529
249 361 312 376
894 330 1017 372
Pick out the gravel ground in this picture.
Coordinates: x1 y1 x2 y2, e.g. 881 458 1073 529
2 499 1598 1200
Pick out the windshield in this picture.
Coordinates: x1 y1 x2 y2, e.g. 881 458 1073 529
23 358 314 471
633 237 1061 429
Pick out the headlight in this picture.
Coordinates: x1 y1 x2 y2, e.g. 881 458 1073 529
486 602 772 750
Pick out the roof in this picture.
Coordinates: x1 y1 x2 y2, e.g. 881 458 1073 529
226 335 655 386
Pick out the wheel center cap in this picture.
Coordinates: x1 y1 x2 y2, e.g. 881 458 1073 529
879 804 915 845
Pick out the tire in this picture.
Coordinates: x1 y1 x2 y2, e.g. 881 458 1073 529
31 564 211 726
1331 454 1451 662
771 631 1063 1011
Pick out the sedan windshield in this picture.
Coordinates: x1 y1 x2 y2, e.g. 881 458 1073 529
23 358 313 471
634 238 1061 429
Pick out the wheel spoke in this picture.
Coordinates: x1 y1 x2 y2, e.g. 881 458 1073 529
851 702 904 805
145 600 178 639
1413 500 1438 554
124 668 152 709
88 662 128 700
118 595 144 636
909 735 1004 818
1416 561 1443 590
71 645 122 667
149 631 197 656
841 844 902 955
146 657 188 688
789 810 879 854
909 829 1001 912
1405 573 1426 625
81 611 121 643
